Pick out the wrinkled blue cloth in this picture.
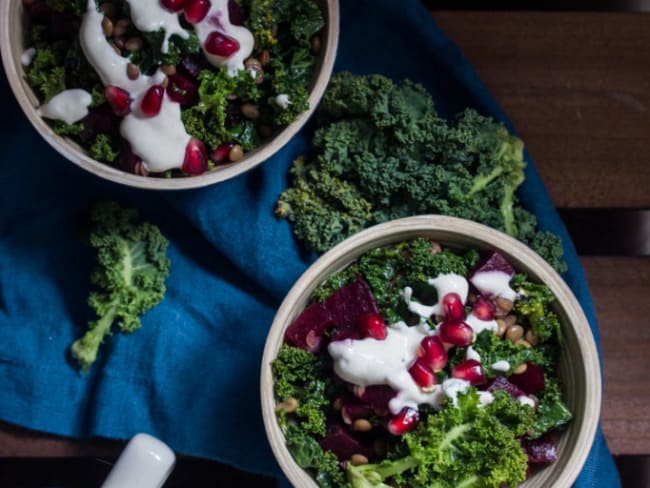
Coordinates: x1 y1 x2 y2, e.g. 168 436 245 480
0 0 620 486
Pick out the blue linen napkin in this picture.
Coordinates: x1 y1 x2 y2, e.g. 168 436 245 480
0 0 620 486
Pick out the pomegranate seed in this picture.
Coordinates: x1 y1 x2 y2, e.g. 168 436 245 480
184 0 211 23
139 85 165 117
182 138 208 175
408 358 436 391
357 312 387 340
204 31 240 58
166 72 199 106
160 0 187 12
439 322 475 347
419 335 447 372
210 142 235 164
387 407 419 435
442 292 466 323
105 85 131 117
472 296 496 321
452 359 486 385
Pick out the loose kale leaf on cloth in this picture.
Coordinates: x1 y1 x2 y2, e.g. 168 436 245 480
0 0 619 487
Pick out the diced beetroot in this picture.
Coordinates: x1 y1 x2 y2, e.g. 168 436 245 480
166 72 199 107
359 385 396 417
508 363 546 394
331 322 363 342
80 105 120 140
341 400 373 424
521 434 558 464
319 424 373 461
28 2 52 23
284 302 332 352
470 251 516 278
49 11 75 40
285 279 379 352
179 55 206 79
487 375 527 399
228 0 246 25
118 142 142 173
322 277 379 330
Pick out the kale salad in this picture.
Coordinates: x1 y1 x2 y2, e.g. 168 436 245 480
272 238 572 487
23 0 324 176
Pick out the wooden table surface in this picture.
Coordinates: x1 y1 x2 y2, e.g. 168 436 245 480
2 8 649 472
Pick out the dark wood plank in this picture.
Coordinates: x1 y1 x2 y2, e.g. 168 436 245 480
583 257 650 455
433 11 650 209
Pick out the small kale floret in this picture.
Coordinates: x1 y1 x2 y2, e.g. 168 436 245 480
70 202 171 371
485 390 536 438
511 274 562 343
272 344 335 437
528 379 573 439
464 330 553 375
346 457 419 488
402 390 528 488
283 425 346 488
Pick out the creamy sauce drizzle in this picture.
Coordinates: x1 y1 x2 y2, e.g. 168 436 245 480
22 47 36 67
275 93 291 109
126 0 189 53
192 0 254 76
37 89 93 124
491 360 511 372
470 270 517 301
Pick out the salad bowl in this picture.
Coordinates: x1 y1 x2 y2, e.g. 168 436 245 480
0 0 339 190
261 215 601 488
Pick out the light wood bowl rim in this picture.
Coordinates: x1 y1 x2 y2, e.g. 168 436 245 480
0 0 339 190
261 215 601 488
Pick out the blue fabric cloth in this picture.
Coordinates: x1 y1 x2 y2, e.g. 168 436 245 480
0 0 620 486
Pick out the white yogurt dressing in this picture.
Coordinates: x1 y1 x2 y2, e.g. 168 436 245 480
275 93 291 109
470 270 517 301
466 345 481 362
21 47 36 67
491 360 511 373
402 273 469 322
192 0 255 76
465 313 498 335
126 0 190 53
37 89 93 124
518 395 536 408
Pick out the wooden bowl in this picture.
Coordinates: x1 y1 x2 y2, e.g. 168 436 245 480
0 0 339 190
261 215 601 488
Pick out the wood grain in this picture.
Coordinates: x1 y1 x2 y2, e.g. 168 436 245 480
433 11 650 209
583 257 650 455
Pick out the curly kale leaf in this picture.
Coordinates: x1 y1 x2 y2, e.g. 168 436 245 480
70 202 171 371
88 134 120 163
272 344 337 437
528 379 573 439
284 425 346 488
511 273 563 343
397 389 528 488
181 68 262 150
26 44 67 102
276 73 567 273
